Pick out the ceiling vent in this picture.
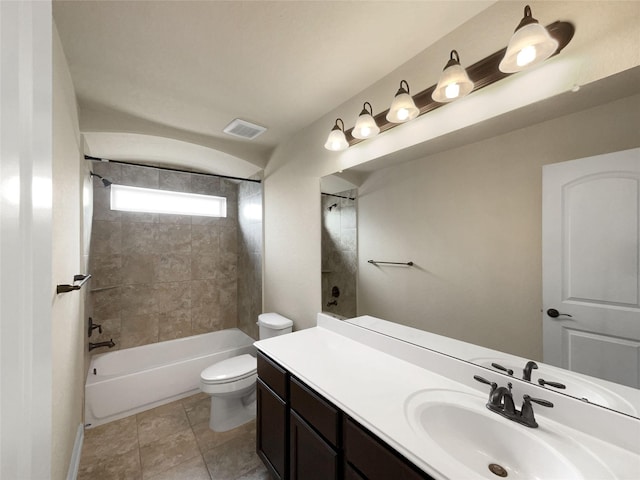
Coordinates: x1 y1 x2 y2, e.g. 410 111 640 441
223 119 267 140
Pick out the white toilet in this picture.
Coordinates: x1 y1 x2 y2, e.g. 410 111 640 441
200 313 293 432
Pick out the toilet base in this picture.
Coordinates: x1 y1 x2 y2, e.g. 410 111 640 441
209 390 256 432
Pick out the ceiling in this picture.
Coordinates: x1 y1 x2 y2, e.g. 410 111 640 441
53 0 496 176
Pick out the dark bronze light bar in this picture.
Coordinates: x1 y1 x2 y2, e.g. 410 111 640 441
344 21 574 147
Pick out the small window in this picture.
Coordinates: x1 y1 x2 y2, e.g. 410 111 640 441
110 184 226 217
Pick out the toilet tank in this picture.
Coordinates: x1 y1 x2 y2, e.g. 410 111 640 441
258 313 293 340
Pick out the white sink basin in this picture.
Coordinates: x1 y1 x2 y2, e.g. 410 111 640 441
469 357 638 417
405 389 615 480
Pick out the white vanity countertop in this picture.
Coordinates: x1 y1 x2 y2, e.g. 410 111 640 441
254 318 640 480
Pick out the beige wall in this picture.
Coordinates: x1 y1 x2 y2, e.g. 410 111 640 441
263 1 640 331
358 94 640 360
51 24 87 480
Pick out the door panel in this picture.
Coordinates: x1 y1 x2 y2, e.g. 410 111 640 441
564 176 638 306
543 148 640 388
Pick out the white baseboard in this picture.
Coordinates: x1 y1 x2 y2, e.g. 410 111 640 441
66 424 84 480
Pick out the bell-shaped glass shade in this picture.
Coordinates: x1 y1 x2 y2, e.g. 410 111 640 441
386 91 419 123
352 110 380 139
499 22 559 73
324 124 349 151
432 63 474 103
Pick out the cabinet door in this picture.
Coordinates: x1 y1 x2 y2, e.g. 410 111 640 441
290 410 339 480
344 417 433 480
345 463 366 480
257 379 287 480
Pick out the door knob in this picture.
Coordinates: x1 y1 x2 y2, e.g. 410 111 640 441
546 308 573 318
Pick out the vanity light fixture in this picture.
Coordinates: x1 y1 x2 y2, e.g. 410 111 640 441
499 5 559 73
352 102 380 139
324 118 349 151
432 50 475 103
386 80 419 123
323 11 574 151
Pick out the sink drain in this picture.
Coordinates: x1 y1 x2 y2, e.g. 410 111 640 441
488 463 508 477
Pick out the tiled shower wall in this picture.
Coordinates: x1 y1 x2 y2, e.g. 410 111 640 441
237 180 263 339
321 190 357 318
88 162 241 350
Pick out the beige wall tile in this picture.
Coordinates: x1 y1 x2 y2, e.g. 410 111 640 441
89 165 256 349
91 220 121 255
121 254 154 285
120 313 159 348
122 222 157 255
158 310 192 341
156 224 191 253
154 254 192 283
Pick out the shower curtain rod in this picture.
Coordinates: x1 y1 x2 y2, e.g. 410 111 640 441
84 155 262 184
321 192 356 201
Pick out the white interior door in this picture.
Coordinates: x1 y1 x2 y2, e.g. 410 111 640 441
543 148 640 388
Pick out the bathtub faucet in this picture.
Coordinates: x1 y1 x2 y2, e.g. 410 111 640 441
89 339 116 351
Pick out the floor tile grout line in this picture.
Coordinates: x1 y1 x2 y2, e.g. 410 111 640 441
183 397 214 479
135 411 143 479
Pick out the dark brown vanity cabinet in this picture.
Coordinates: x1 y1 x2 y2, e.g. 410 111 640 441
343 417 432 480
257 352 289 480
289 377 340 480
256 351 433 480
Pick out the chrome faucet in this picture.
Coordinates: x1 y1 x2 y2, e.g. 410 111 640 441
474 375 553 428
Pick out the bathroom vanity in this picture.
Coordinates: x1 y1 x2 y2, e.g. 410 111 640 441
254 314 640 480
256 351 430 480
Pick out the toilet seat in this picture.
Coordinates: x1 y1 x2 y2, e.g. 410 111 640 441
200 354 257 385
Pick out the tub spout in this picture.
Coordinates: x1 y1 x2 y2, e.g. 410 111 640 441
89 339 115 351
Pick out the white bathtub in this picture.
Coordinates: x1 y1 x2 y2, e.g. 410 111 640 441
85 328 255 428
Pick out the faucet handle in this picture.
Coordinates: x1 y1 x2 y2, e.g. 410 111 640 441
473 375 497 391
491 362 514 376
537 378 566 389
524 395 554 408
520 394 554 428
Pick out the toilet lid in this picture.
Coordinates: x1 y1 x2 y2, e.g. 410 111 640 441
201 354 257 384
258 312 293 329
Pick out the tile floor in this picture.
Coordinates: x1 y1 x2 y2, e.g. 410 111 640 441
78 393 270 480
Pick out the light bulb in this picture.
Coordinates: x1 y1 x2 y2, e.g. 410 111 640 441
517 45 537 67
324 118 348 151
499 6 559 73
386 80 419 123
445 83 460 99
352 102 380 139
431 50 474 103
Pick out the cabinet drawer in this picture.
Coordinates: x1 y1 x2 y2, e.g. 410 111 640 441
290 376 340 447
257 351 288 400
344 417 433 480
